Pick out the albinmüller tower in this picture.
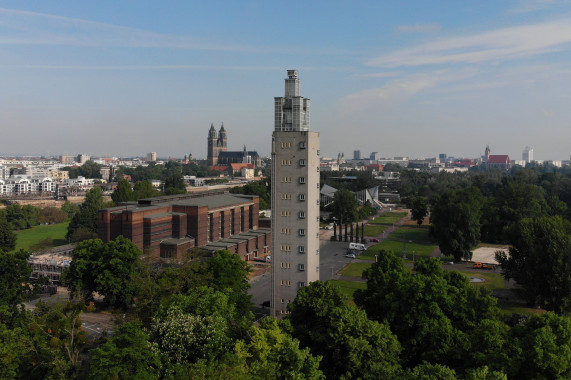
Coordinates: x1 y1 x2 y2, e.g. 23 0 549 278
271 70 320 317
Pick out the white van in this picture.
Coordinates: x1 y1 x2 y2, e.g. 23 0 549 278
349 242 366 251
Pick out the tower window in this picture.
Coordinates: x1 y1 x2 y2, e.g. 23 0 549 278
299 177 306 184
299 194 305 201
299 246 305 253
299 142 306 149
298 264 305 271
299 211 306 219
299 229 305 236
299 159 306 166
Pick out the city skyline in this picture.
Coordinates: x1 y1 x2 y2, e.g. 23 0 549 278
2 1 571 160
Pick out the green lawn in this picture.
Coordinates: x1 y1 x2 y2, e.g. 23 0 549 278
14 221 70 251
360 240 437 260
454 270 506 290
363 224 386 237
390 226 435 244
369 211 408 225
329 280 366 305
339 262 372 277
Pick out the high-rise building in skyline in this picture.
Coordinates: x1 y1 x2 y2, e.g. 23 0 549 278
271 70 320 317
354 150 361 160
146 152 157 161
523 146 533 163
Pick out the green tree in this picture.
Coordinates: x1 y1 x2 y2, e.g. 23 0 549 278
66 186 104 241
164 174 186 195
430 187 484 261
512 312 571 379
230 180 270 210
0 220 17 251
331 189 358 225
22 301 89 379
207 250 253 315
61 201 80 218
78 160 102 178
0 249 32 322
63 236 142 307
288 281 402 379
88 320 161 380
496 216 571 313
39 206 67 224
150 287 236 370
111 179 135 203
410 196 428 226
133 180 159 199
355 253 499 369
235 317 324 380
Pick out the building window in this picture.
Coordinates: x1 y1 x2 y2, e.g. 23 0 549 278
299 142 306 149
281 210 291 216
299 159 305 166
317 150 320 155
317 166 320 172
282 193 292 200
317 182 320 188
316 249 320 255
299 194 305 201
299 229 305 236
299 211 306 219
299 246 305 253
316 266 319 271
299 177 305 184
280 228 291 234
298 282 306 288
299 264 305 271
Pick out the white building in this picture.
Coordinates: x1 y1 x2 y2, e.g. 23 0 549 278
271 70 320 317
523 146 533 163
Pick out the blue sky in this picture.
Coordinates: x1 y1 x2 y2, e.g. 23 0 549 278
1 1 571 161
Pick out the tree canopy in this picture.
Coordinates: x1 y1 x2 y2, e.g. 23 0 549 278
496 216 571 313
430 187 484 261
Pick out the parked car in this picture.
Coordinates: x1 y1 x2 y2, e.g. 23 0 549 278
345 253 356 259
370 238 379 243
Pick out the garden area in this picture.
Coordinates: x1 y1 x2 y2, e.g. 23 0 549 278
14 221 70 251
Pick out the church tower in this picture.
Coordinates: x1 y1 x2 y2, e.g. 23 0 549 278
218 123 228 151
207 123 218 166
271 70 320 317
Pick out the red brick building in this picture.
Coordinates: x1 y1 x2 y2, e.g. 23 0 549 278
98 190 270 261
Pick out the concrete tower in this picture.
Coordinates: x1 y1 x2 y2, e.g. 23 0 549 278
523 146 533 163
271 70 320 317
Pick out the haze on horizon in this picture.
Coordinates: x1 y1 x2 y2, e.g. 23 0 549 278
1 1 570 161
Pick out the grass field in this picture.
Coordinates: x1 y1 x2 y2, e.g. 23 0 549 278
329 280 366 305
363 224 386 237
369 211 408 225
14 221 70 251
360 240 437 261
390 226 435 244
339 262 372 277
453 270 506 290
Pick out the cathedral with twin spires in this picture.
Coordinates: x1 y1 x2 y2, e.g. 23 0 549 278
207 123 261 167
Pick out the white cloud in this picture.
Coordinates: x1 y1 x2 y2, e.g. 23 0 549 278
339 68 477 115
511 0 569 13
362 71 403 79
367 18 571 68
396 23 441 33
0 7 254 52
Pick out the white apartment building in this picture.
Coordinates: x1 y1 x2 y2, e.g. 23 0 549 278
271 70 320 317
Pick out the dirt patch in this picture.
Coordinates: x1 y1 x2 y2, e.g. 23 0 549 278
471 247 509 265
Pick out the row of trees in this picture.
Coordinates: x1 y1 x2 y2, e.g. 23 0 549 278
115 161 223 182
0 203 69 230
3 236 571 378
